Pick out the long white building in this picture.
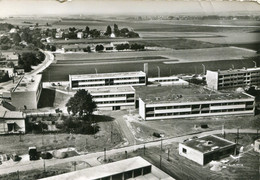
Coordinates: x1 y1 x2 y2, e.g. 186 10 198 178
88 86 135 110
135 85 255 121
206 67 260 90
69 71 146 89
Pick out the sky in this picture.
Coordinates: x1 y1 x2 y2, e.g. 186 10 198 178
0 0 260 17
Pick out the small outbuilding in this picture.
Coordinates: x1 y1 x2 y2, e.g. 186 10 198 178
179 135 236 165
254 139 260 153
0 111 25 134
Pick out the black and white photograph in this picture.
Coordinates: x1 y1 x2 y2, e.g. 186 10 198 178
0 0 260 179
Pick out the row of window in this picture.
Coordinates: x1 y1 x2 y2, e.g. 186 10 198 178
76 81 143 87
146 107 253 117
96 99 134 104
93 94 134 98
74 77 143 82
155 79 179 82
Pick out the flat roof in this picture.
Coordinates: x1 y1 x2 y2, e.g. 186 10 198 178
12 74 42 92
208 67 260 75
40 157 153 180
134 85 253 104
182 135 236 154
88 86 135 94
70 71 146 80
0 111 24 119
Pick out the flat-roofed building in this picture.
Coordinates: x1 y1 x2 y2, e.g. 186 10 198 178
11 74 42 110
135 85 255 121
88 86 135 110
39 156 175 180
179 135 236 165
0 111 25 134
69 71 146 89
206 67 260 90
149 76 189 86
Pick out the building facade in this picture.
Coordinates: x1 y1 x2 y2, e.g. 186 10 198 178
88 86 135 110
135 86 255 121
148 76 189 86
69 71 146 89
0 111 25 134
179 135 236 165
206 67 260 90
11 74 42 110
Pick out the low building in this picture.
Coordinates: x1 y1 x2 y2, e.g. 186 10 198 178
148 76 189 86
77 31 84 39
88 86 135 110
0 111 25 134
135 85 255 121
254 139 260 153
11 74 42 110
179 135 236 165
69 71 146 89
39 156 175 180
206 67 260 90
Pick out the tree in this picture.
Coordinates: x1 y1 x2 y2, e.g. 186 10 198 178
12 33 21 45
105 25 112 36
95 44 104 52
6 61 15 68
66 89 97 117
85 26 90 34
114 24 119 37
51 45 56 52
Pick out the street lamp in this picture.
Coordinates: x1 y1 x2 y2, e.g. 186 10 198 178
157 66 160 78
202 64 205 75
253 61 257 68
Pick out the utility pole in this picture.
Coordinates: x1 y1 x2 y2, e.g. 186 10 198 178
43 159 46 173
125 151 127 159
202 64 205 75
161 138 163 151
143 144 146 155
17 170 20 180
157 66 160 78
104 148 107 162
160 155 162 169
167 148 170 161
236 128 240 144
111 123 113 144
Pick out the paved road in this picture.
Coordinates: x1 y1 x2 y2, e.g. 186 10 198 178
0 128 258 175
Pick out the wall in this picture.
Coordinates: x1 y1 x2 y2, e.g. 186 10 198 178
206 70 219 90
179 143 204 165
139 98 146 120
11 91 37 109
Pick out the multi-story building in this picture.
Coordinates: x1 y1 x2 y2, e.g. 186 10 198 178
179 135 236 165
148 76 189 86
135 85 255 121
69 71 146 89
88 86 135 110
11 74 42 110
206 67 260 90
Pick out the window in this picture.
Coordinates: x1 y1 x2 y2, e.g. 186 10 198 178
182 148 187 154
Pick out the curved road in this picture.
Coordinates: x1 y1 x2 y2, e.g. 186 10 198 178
0 128 258 175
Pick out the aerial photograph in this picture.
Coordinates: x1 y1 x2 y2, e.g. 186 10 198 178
0 0 260 179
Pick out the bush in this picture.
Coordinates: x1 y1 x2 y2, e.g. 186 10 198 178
41 152 53 159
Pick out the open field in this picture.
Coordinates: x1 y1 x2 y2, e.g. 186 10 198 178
0 119 123 155
42 57 259 82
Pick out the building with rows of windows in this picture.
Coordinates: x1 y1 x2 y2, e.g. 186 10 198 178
88 86 135 110
69 71 146 89
135 85 255 121
206 67 260 90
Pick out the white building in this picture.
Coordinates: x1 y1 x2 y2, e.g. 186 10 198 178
11 74 42 110
69 71 146 89
179 135 236 165
206 67 260 90
148 76 189 86
135 85 255 121
77 31 84 39
88 86 135 110
39 156 175 180
254 139 260 153
0 111 25 134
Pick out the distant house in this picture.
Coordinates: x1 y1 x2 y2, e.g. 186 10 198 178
77 32 84 39
1 52 19 66
9 28 17 34
0 111 25 134
55 31 64 39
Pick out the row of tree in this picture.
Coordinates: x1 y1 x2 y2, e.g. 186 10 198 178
115 43 145 51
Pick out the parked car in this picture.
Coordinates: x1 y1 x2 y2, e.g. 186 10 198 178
28 147 39 161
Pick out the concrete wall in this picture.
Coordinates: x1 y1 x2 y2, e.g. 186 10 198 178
139 98 146 120
11 91 37 109
206 70 219 90
179 143 204 165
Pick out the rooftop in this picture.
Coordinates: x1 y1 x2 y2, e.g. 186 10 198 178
70 71 146 80
134 85 253 104
0 111 24 119
88 86 135 94
209 67 260 75
182 135 236 154
39 156 174 180
12 74 42 92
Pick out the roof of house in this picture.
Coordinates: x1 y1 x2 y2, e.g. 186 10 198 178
134 85 253 104
181 135 236 154
0 111 24 119
208 67 260 75
70 71 146 80
88 86 135 94
12 74 42 92
39 157 157 180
